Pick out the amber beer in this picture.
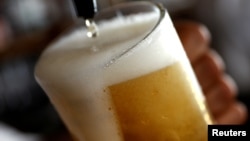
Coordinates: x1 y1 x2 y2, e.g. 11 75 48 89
108 62 211 141
35 2 212 141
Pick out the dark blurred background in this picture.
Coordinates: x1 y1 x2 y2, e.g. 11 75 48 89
0 0 249 140
0 0 76 137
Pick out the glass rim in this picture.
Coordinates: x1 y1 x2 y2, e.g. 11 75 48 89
95 1 166 67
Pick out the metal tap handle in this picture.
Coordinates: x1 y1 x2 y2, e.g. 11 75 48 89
73 0 97 19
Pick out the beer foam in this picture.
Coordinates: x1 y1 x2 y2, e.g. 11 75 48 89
39 11 184 84
36 10 188 96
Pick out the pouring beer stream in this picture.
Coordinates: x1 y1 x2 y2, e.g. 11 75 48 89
73 0 99 38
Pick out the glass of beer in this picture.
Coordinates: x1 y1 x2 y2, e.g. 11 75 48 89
35 1 212 141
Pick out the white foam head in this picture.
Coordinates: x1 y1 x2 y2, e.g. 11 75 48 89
36 10 184 86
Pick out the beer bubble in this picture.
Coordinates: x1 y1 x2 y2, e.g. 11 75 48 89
103 88 106 93
152 89 160 96
161 115 168 120
140 120 148 125
90 45 99 52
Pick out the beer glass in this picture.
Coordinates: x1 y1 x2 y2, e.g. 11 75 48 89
35 1 212 141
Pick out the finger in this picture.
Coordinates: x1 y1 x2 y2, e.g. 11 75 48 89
193 50 225 92
215 102 248 125
206 75 238 117
208 49 225 72
174 20 210 63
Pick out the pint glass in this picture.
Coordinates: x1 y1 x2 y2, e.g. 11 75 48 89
35 1 212 141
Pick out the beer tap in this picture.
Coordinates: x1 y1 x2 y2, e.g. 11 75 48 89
72 0 98 20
